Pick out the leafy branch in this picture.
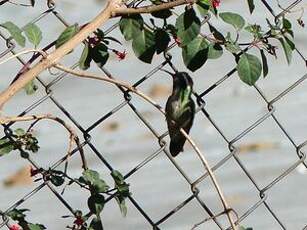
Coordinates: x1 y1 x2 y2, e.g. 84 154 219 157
0 114 86 170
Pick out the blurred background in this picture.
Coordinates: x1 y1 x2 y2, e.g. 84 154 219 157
0 0 307 229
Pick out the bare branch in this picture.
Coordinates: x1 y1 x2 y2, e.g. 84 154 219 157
113 0 195 16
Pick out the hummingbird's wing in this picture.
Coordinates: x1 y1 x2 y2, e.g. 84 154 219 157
179 99 195 135
166 98 195 156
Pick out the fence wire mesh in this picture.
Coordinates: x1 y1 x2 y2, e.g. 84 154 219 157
0 0 307 229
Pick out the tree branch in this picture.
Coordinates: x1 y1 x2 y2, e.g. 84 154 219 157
0 0 198 109
0 1 116 109
113 0 195 16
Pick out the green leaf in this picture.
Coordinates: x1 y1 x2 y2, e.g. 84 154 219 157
207 43 223 59
197 0 210 17
132 28 156 63
28 223 46 230
247 0 255 14
219 12 245 31
56 24 79 48
24 23 42 47
209 24 225 42
225 42 241 53
154 29 170 54
182 37 209 71
284 35 295 50
13 128 40 154
79 43 92 70
115 196 127 217
88 194 105 215
225 32 241 53
111 170 130 198
111 171 130 217
0 138 14 156
24 80 38 95
239 226 253 230
23 134 39 153
95 179 110 193
260 49 268 78
81 169 100 183
117 183 130 197
79 169 109 193
92 43 109 67
278 37 293 64
197 0 217 15
151 2 172 19
237 53 262 86
111 170 125 184
7 208 29 220
245 24 263 39
175 8 201 46
282 17 294 38
197 4 209 18
89 217 103 230
0 21 26 47
283 17 292 30
197 0 210 10
14 128 26 136
119 15 143 41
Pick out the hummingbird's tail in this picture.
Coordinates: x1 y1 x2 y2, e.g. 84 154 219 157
169 135 186 157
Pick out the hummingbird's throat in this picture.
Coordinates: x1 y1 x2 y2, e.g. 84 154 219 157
179 86 192 106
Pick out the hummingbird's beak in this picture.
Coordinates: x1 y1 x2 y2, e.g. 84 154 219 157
160 69 175 78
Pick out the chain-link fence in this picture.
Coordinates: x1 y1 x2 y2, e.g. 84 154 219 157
0 0 306 229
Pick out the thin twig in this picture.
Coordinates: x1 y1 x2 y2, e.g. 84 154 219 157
191 210 227 230
0 114 47 123
0 49 46 66
54 64 163 111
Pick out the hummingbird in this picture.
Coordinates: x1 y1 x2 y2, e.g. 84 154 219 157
165 71 195 157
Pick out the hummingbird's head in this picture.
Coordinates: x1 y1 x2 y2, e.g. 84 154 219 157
173 72 194 90
161 69 194 94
